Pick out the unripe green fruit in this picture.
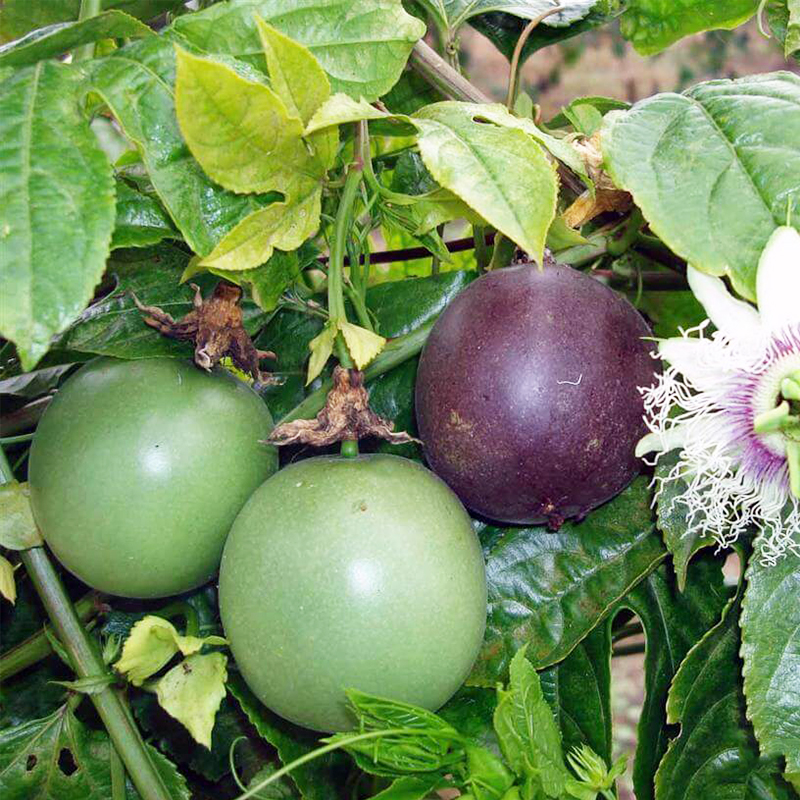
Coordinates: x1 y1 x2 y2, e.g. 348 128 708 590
219 453 487 732
29 357 277 599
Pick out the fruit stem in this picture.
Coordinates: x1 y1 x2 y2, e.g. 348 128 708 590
0 448 173 800
340 440 359 458
0 590 104 682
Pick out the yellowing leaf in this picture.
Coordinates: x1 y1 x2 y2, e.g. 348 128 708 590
174 47 311 195
156 653 228 749
115 615 226 686
194 186 321 272
0 481 43 550
307 322 338 385
0 555 17 604
256 17 329 126
339 321 386 369
256 17 338 170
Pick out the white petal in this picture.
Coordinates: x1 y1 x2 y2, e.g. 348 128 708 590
687 266 761 338
635 425 688 458
756 226 800 333
658 337 723 389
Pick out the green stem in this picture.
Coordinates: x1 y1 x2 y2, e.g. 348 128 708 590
74 0 102 61
344 284 374 332
505 8 564 111
233 728 459 800
340 440 359 459
607 208 644 257
0 591 103 682
154 599 199 638
0 450 173 800
110 746 126 800
489 234 517 270
0 433 35 445
612 642 646 657
278 320 434 426
473 226 491 272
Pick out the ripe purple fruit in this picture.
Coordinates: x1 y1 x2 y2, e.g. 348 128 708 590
415 261 659 526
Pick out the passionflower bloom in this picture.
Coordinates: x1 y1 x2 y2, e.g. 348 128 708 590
636 226 800 564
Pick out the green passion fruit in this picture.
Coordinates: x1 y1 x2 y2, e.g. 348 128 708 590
415 261 659 526
218 453 487 732
29 357 277 598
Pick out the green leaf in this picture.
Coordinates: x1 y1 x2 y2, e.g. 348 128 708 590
88 37 276 257
49 675 115 695
417 0 599 39
111 180 177 250
548 96 630 131
766 0 800 62
0 62 116 369
0 482 43 550
493 647 567 796
0 11 153 68
155 652 228 749
470 478 663 684
0 364 74 397
56 245 270 360
621 556 728 800
0 0 185 44
169 0 426 102
368 775 448 800
228 672 346 800
741 549 800 788
327 690 464 778
540 624 612 763
619 0 758 55
0 702 191 800
637 290 706 340
601 72 800 301
414 102 557 262
437 687 499 753
655 591 795 800
653 452 715 591
465 745 515 799
468 2 620 63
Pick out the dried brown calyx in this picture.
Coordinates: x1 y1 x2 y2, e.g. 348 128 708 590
267 366 419 447
132 282 275 381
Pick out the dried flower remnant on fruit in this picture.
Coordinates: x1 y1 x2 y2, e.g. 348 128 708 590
266 366 419 447
637 226 800 564
133 282 275 381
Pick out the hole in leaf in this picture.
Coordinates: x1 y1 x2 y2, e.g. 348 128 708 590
26 755 37 771
58 748 77 776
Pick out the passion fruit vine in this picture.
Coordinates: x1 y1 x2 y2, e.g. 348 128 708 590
415 261 659 526
29 357 277 598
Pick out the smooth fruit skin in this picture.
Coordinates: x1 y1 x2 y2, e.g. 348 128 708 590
29 357 277 599
219 454 487 732
415 262 658 525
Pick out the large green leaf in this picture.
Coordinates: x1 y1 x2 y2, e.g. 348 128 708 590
169 0 425 102
0 0 185 43
540 623 612 763
766 0 800 61
602 72 800 301
0 702 190 800
468 2 619 62
111 180 178 250
655 592 795 800
415 102 558 262
228 674 346 800
622 556 728 800
87 37 277 257
56 245 270 360
741 550 800 789
0 62 116 370
0 11 153 68
416 0 598 37
619 0 759 55
469 478 664 685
